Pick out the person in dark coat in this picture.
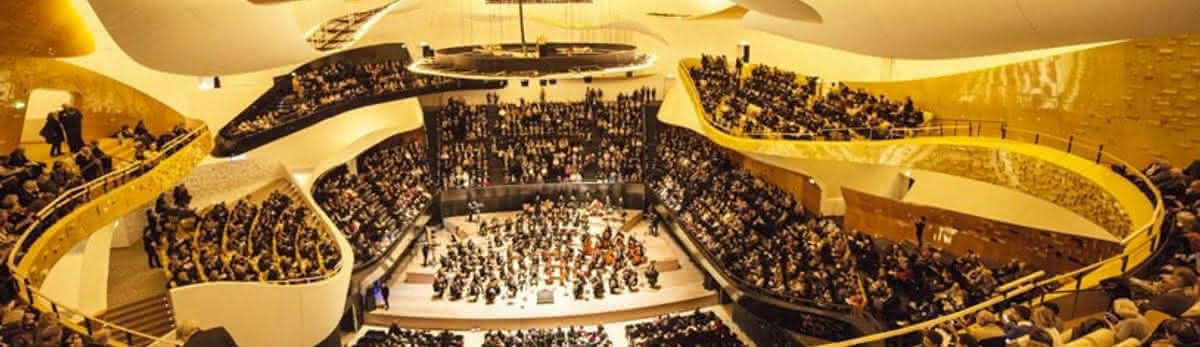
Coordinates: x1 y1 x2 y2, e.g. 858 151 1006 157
39 112 66 157
58 105 85 153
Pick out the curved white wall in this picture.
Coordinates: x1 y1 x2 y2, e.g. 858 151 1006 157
168 173 353 347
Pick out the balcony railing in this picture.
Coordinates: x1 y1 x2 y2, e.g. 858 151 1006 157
6 123 213 347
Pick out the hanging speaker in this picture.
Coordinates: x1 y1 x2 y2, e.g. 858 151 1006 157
549 79 557 85
625 71 633 78
420 42 434 58
583 76 593 84
213 76 221 89
520 80 530 87
539 79 547 86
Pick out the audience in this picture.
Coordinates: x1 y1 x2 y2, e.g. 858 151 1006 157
224 59 462 139
625 310 745 346
650 126 1022 328
482 326 610 347
689 55 925 140
315 138 434 266
354 325 464 347
145 185 341 287
439 87 651 188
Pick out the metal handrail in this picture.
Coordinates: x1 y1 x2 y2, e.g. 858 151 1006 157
5 125 210 347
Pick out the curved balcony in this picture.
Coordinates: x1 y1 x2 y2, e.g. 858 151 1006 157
671 57 1166 344
167 177 354 347
213 43 506 157
6 122 212 346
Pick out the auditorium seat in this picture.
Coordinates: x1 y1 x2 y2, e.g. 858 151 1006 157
1112 338 1140 347
1065 328 1115 347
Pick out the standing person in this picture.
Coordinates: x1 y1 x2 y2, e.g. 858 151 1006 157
59 105 85 153
39 112 66 157
380 278 391 309
422 242 432 266
914 216 927 250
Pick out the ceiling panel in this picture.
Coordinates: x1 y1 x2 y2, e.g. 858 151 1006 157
738 0 1200 59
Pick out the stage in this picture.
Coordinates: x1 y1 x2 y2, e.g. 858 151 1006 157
368 210 716 330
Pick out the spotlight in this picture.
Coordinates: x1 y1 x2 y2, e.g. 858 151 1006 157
539 79 547 86
626 71 633 78
520 80 530 87
583 76 593 84
549 79 557 85
13 100 25 110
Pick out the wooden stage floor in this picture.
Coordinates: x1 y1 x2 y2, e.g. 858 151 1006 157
368 210 717 330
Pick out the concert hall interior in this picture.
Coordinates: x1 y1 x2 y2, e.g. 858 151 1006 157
5 0 1200 346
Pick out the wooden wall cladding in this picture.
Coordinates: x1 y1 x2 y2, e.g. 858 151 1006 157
0 56 186 153
841 187 1122 273
726 150 824 214
848 35 1200 169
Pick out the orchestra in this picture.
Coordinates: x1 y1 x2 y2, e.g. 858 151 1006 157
431 194 655 303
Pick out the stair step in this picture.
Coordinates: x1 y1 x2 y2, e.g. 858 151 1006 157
99 295 166 320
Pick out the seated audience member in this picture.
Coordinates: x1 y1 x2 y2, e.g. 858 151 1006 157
1111 298 1150 342
966 310 1006 343
1151 318 1200 347
625 310 745 346
1131 267 1198 316
147 185 341 288
315 138 433 265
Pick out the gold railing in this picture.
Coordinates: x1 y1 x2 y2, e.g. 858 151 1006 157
6 123 213 347
676 58 1166 346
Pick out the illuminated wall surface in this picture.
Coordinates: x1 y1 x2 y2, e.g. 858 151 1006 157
0 57 186 153
849 36 1200 167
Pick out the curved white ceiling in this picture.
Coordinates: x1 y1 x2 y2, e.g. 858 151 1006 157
738 0 1200 59
90 0 323 75
733 0 820 22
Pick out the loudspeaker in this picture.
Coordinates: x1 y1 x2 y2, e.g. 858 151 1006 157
626 71 633 78
421 42 434 58
539 79 547 86
213 76 221 89
520 80 530 87
738 41 750 63
549 79 557 85
583 76 593 83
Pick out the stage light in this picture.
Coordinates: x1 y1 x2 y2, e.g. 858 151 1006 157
520 80 530 87
13 100 25 110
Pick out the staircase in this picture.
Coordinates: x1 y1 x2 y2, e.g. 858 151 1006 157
96 293 176 346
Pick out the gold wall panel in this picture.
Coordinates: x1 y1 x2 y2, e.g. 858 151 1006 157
0 57 186 152
0 0 94 57
847 36 1200 168
842 187 1123 274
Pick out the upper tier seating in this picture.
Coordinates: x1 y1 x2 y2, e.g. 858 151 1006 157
439 87 652 189
223 59 459 140
314 138 434 267
650 126 1031 328
146 184 341 287
688 55 926 140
